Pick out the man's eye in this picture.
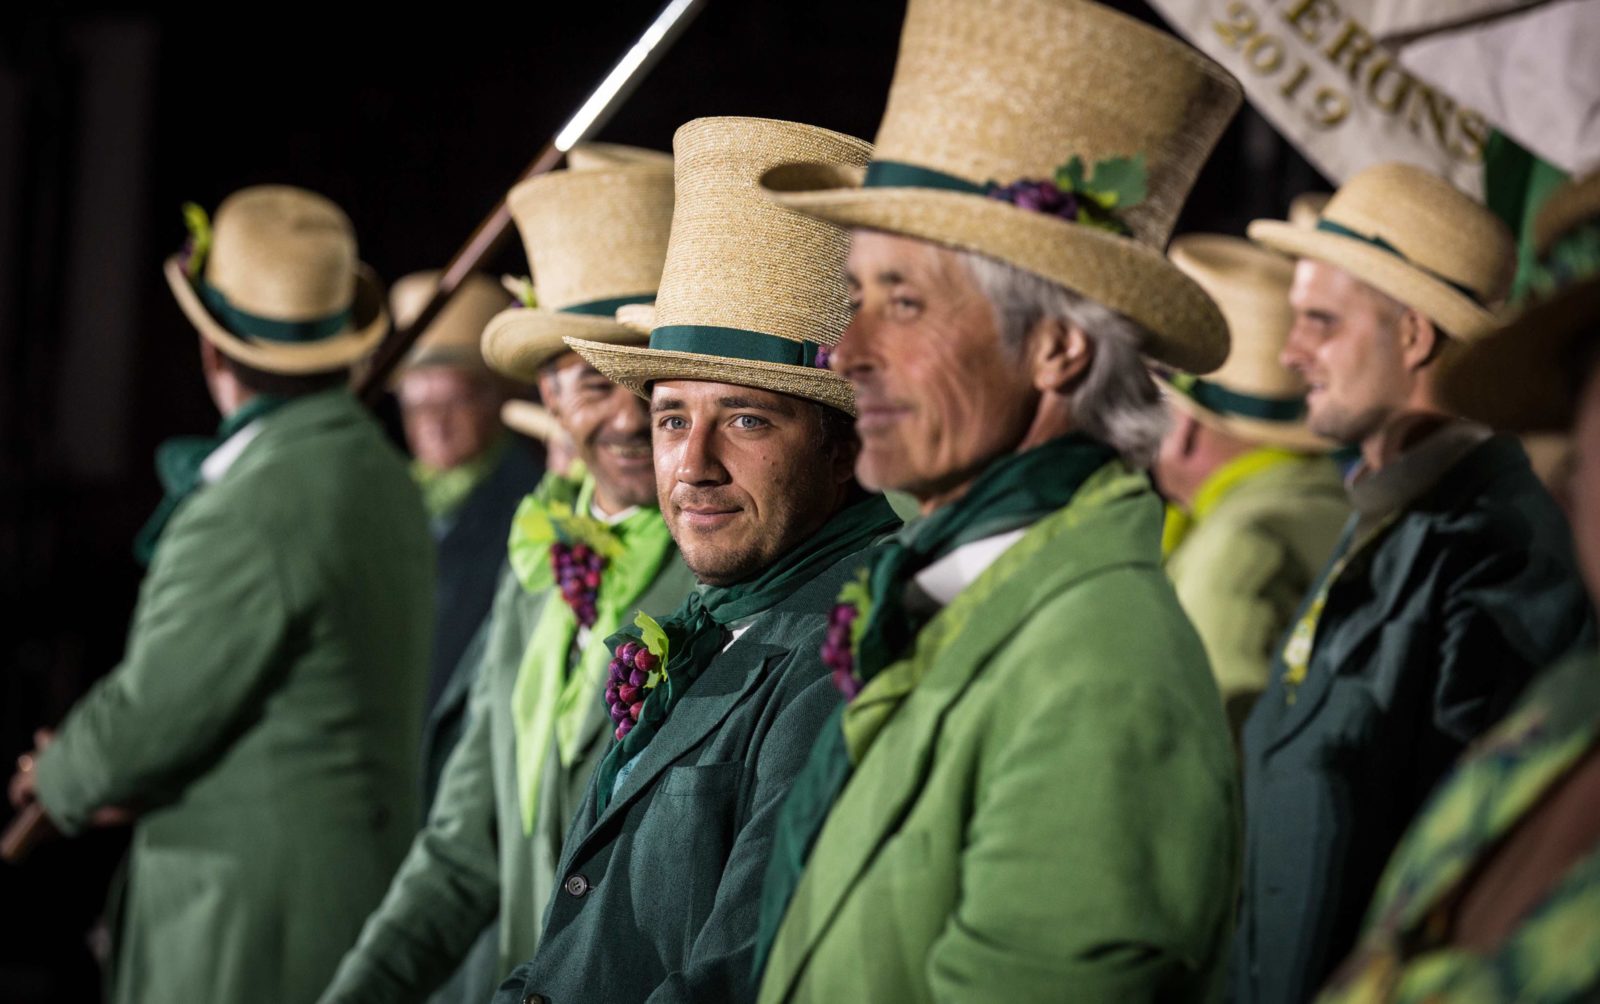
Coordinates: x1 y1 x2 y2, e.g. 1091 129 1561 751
658 416 687 431
847 297 862 315
889 295 922 319
732 414 766 430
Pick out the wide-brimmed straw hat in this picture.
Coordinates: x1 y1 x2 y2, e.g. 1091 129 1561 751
1250 162 1515 340
479 144 674 383
1438 169 1600 431
566 116 871 414
1161 235 1333 453
501 399 565 443
757 0 1242 375
391 270 510 374
164 185 388 374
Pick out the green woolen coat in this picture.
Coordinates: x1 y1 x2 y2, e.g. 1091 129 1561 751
1165 455 1351 735
491 547 880 1004
320 549 697 1003
32 390 434 1004
760 466 1241 1004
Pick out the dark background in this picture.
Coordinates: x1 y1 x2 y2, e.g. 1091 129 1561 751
0 2 1323 998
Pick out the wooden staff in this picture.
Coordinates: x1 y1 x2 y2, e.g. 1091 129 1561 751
358 0 707 402
2 0 707 866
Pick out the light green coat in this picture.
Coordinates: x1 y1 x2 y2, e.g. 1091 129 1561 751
320 547 696 1002
1165 455 1349 734
33 390 434 1004
759 467 1240 1004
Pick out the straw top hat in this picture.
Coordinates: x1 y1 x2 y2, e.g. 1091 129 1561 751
479 144 674 383
391 270 510 374
758 0 1243 375
1287 192 1331 229
501 399 565 444
1250 162 1515 340
1162 235 1332 453
1438 169 1600 432
566 117 872 414
164 185 388 374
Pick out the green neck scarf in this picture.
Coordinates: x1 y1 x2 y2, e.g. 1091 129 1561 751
1161 446 1305 558
410 435 507 523
593 493 902 812
753 433 1117 980
133 394 287 566
507 476 675 834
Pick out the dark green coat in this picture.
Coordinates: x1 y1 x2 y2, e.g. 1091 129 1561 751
32 390 434 1004
1232 435 1593 1004
491 549 876 1004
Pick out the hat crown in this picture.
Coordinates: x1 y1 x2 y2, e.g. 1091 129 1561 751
507 154 674 313
869 0 1240 248
205 185 358 322
654 117 872 347
1171 235 1301 399
1318 162 1514 306
392 270 510 369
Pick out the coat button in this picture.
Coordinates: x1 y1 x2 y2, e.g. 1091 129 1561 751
563 873 590 897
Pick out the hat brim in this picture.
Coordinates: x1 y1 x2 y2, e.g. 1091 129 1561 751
1436 276 1600 433
563 336 857 415
500 399 566 444
1161 378 1336 454
481 308 647 383
1248 220 1497 340
760 162 1229 375
164 255 388 374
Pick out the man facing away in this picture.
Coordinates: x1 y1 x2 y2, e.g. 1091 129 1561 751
7 185 433 1003
1154 234 1350 736
1230 162 1594 1004
493 115 901 1004
320 146 696 1004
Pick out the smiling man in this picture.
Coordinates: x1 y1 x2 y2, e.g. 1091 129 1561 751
1228 162 1595 1004
319 146 698 1004
491 115 899 1004
750 2 1247 1001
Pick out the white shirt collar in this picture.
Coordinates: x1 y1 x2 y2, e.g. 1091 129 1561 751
201 420 267 485
910 528 1029 607
591 501 641 526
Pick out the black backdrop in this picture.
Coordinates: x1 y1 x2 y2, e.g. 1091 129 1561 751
0 3 1323 999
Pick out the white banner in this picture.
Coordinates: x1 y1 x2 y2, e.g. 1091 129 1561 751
1147 0 1487 197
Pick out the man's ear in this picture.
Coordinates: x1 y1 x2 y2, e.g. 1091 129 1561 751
536 370 564 419
1175 409 1202 459
1398 309 1444 370
1027 316 1093 393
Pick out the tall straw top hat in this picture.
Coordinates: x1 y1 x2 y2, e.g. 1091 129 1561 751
392 270 510 373
164 185 388 374
758 0 1243 375
565 116 872 414
1161 235 1332 453
1249 162 1515 340
479 144 674 383
1438 169 1600 432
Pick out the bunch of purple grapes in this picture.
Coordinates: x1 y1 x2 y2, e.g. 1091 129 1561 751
606 639 660 739
551 542 604 628
985 178 1082 223
821 603 861 700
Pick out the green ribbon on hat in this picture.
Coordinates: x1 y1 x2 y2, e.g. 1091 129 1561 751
862 160 985 195
199 281 353 344
1314 219 1484 305
558 293 656 318
649 324 825 367
1168 372 1307 423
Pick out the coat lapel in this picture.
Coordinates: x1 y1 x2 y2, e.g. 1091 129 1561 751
765 469 1158 999
572 637 787 851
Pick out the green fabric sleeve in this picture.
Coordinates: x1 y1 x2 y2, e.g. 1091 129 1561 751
925 575 1238 1003
318 577 516 1002
33 502 292 835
